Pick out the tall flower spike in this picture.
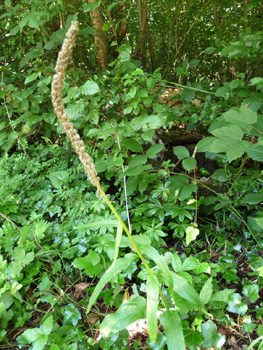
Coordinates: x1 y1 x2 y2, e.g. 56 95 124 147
51 21 100 189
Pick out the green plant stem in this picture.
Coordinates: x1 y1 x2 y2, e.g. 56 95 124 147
96 183 169 310
160 80 216 95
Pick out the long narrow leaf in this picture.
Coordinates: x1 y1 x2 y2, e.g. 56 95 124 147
171 272 201 306
161 310 185 350
147 274 159 343
74 219 119 230
86 254 137 313
107 221 123 272
140 246 174 290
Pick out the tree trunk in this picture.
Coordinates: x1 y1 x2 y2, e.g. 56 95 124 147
88 0 109 70
138 0 148 67
146 22 156 72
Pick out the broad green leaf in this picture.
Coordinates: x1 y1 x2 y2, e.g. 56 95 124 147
173 146 189 159
107 222 123 272
184 328 204 349
80 26 96 36
186 226 199 245
72 251 102 277
126 86 137 101
147 275 159 343
243 284 259 303
246 142 263 161
210 125 245 162
196 137 214 152
41 316 53 335
172 254 182 273
121 164 152 177
10 24 20 36
28 14 39 29
250 77 263 87
79 81 100 95
140 246 173 290
210 289 235 303
100 297 146 336
146 144 164 158
201 320 225 349
242 193 263 205
0 292 13 308
171 272 201 306
181 257 199 271
182 157 197 172
132 68 144 75
226 293 248 315
86 254 137 313
215 86 230 97
122 138 143 152
63 304 81 326
25 72 39 85
211 168 228 182
161 310 185 350
200 278 213 305
128 155 147 168
181 88 195 102
204 46 216 54
48 170 69 188
211 125 243 139
147 77 155 91
247 216 263 232
21 328 48 350
189 59 200 68
84 0 101 12
230 80 240 89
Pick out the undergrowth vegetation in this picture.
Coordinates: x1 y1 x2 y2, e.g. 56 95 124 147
1 2 263 350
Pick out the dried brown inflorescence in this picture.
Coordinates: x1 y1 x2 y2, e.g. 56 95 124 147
51 21 100 188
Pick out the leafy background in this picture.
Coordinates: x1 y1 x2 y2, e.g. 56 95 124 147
1 0 263 349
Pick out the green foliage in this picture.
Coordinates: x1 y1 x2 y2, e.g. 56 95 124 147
1 2 263 349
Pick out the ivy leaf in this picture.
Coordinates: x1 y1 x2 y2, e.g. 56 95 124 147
226 293 248 315
243 285 259 303
201 320 225 349
63 304 81 326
